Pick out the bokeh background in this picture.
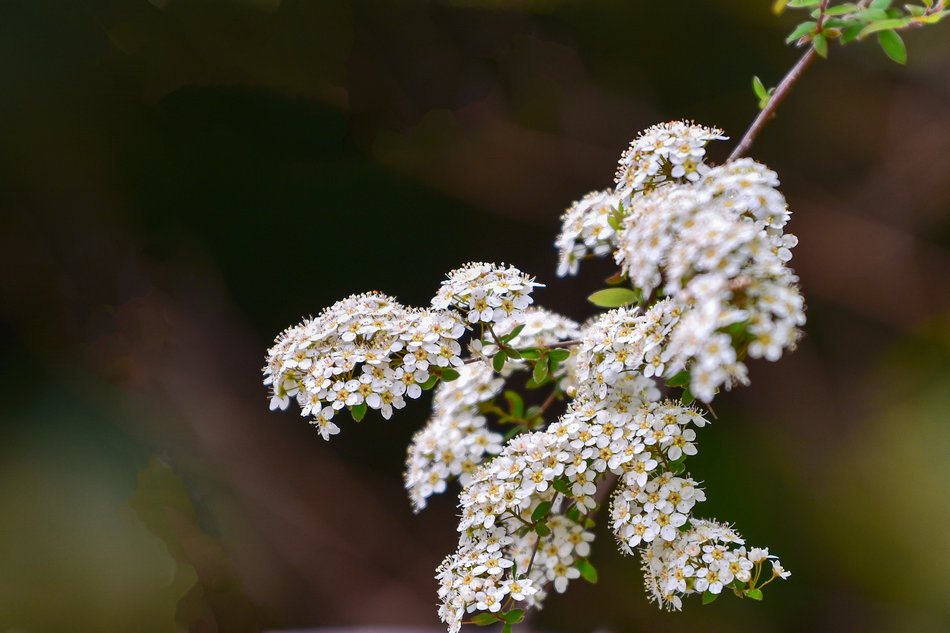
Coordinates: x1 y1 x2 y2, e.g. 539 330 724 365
2 1 949 632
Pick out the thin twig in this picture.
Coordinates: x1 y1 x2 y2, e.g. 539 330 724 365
727 47 817 161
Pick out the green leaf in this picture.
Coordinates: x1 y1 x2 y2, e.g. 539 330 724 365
440 368 460 382
877 29 907 64
419 374 439 390
502 624 512 633
351 403 367 422
787 0 820 7
870 0 892 8
493 351 506 372
812 32 828 57
531 501 552 522
752 75 768 100
518 348 541 359
917 11 950 24
853 8 890 20
665 370 690 387
501 324 525 343
505 347 522 360
535 523 551 537
841 25 863 43
471 612 498 626
504 390 524 419
668 456 686 474
702 590 719 604
549 349 571 362
605 271 627 285
823 3 860 15
523 405 543 420
505 609 525 624
858 17 911 37
681 388 695 406
785 20 817 43
746 588 764 600
588 287 639 308
575 559 599 584
606 214 622 231
533 359 549 384
565 505 581 523
552 478 571 494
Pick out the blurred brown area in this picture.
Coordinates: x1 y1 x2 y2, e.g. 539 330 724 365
1 1 948 632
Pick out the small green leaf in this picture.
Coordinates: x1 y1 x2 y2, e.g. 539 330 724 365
505 347 522 360
552 478 571 494
531 501 552 522
419 374 439 390
518 348 541 359
565 505 581 523
785 20 817 43
606 214 622 231
440 368 460 382
549 349 571 362
351 403 367 422
471 612 498 626
917 11 949 24
877 29 907 64
787 0 820 7
752 75 768 100
823 3 860 15
502 624 512 633
535 523 551 537
681 388 695 406
841 23 864 43
858 17 911 37
665 370 690 387
668 456 686 474
605 270 627 285
588 287 639 308
501 324 526 343
575 559 599 584
524 405 542 420
702 590 719 604
504 390 524 419
493 351 506 372
869 0 892 8
812 32 828 57
746 588 764 600
533 359 549 384
505 609 525 624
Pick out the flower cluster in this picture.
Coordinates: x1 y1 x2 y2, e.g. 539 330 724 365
614 159 805 398
405 361 505 511
615 121 727 205
407 309 582 511
555 190 622 278
641 519 788 611
437 373 661 630
432 262 543 326
266 121 798 626
263 292 466 436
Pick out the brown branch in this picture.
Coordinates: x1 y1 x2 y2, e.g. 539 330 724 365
727 46 817 161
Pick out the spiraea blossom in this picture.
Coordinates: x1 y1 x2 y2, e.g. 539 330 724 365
615 121 727 207
555 189 622 277
406 308 581 511
267 121 797 627
431 262 543 326
640 519 787 611
263 291 466 435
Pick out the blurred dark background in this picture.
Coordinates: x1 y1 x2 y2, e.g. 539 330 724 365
1 1 949 632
